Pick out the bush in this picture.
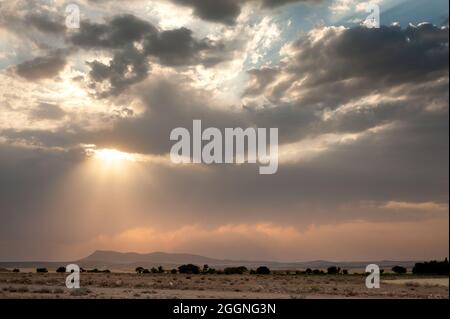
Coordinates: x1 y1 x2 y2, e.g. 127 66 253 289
412 259 449 275
135 267 144 274
87 268 110 273
256 266 271 275
342 269 348 275
305 268 312 274
56 266 66 273
171 269 178 274
392 266 407 274
312 269 325 275
224 266 248 275
36 268 48 273
142 269 151 274
327 266 341 275
12 268 20 273
157 266 164 273
178 264 201 274
206 268 217 274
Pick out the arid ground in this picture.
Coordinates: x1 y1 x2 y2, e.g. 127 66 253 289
0 272 447 299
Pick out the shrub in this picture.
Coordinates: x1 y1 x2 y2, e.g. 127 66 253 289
87 268 110 273
224 266 248 275
412 259 449 275
256 266 271 275
157 266 164 273
171 269 178 274
206 268 216 274
56 266 66 273
327 266 341 275
135 267 144 274
36 268 48 273
392 266 407 274
178 264 201 274
142 269 151 274
305 268 312 274
342 269 349 275
12 268 20 273
312 269 325 275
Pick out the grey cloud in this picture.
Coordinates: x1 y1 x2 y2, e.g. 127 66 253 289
243 67 280 97
14 50 68 81
30 103 66 120
144 27 226 67
242 24 449 143
25 13 66 34
171 0 319 25
1 23 448 230
87 45 150 97
70 14 158 49
70 14 230 96
287 24 448 102
172 0 241 25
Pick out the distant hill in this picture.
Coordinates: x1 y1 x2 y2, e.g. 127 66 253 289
80 250 221 265
0 250 422 271
75 250 420 271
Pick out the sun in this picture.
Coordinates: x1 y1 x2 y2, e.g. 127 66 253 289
93 148 135 162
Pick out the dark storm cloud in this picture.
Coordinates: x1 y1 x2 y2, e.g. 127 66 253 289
300 24 449 87
14 50 68 81
86 45 150 98
261 0 319 8
24 12 66 34
172 0 241 25
264 24 449 106
144 27 226 66
69 14 230 96
241 24 449 143
170 0 319 25
70 14 158 49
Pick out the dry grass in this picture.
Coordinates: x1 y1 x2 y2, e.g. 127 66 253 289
0 272 447 299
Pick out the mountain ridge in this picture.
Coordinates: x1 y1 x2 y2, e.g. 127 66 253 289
74 250 421 270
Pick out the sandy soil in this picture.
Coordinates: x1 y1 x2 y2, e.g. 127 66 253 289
0 272 448 299
383 278 449 287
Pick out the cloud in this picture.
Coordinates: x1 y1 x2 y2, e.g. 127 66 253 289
29 102 66 120
171 0 242 25
69 14 158 49
69 14 231 96
14 50 68 81
246 24 449 106
24 12 66 34
383 201 448 212
170 0 320 25
0 1 448 262
39 218 450 261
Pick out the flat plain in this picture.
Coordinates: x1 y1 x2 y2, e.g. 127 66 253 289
0 271 447 299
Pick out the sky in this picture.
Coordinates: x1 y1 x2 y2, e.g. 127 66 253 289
0 0 448 262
